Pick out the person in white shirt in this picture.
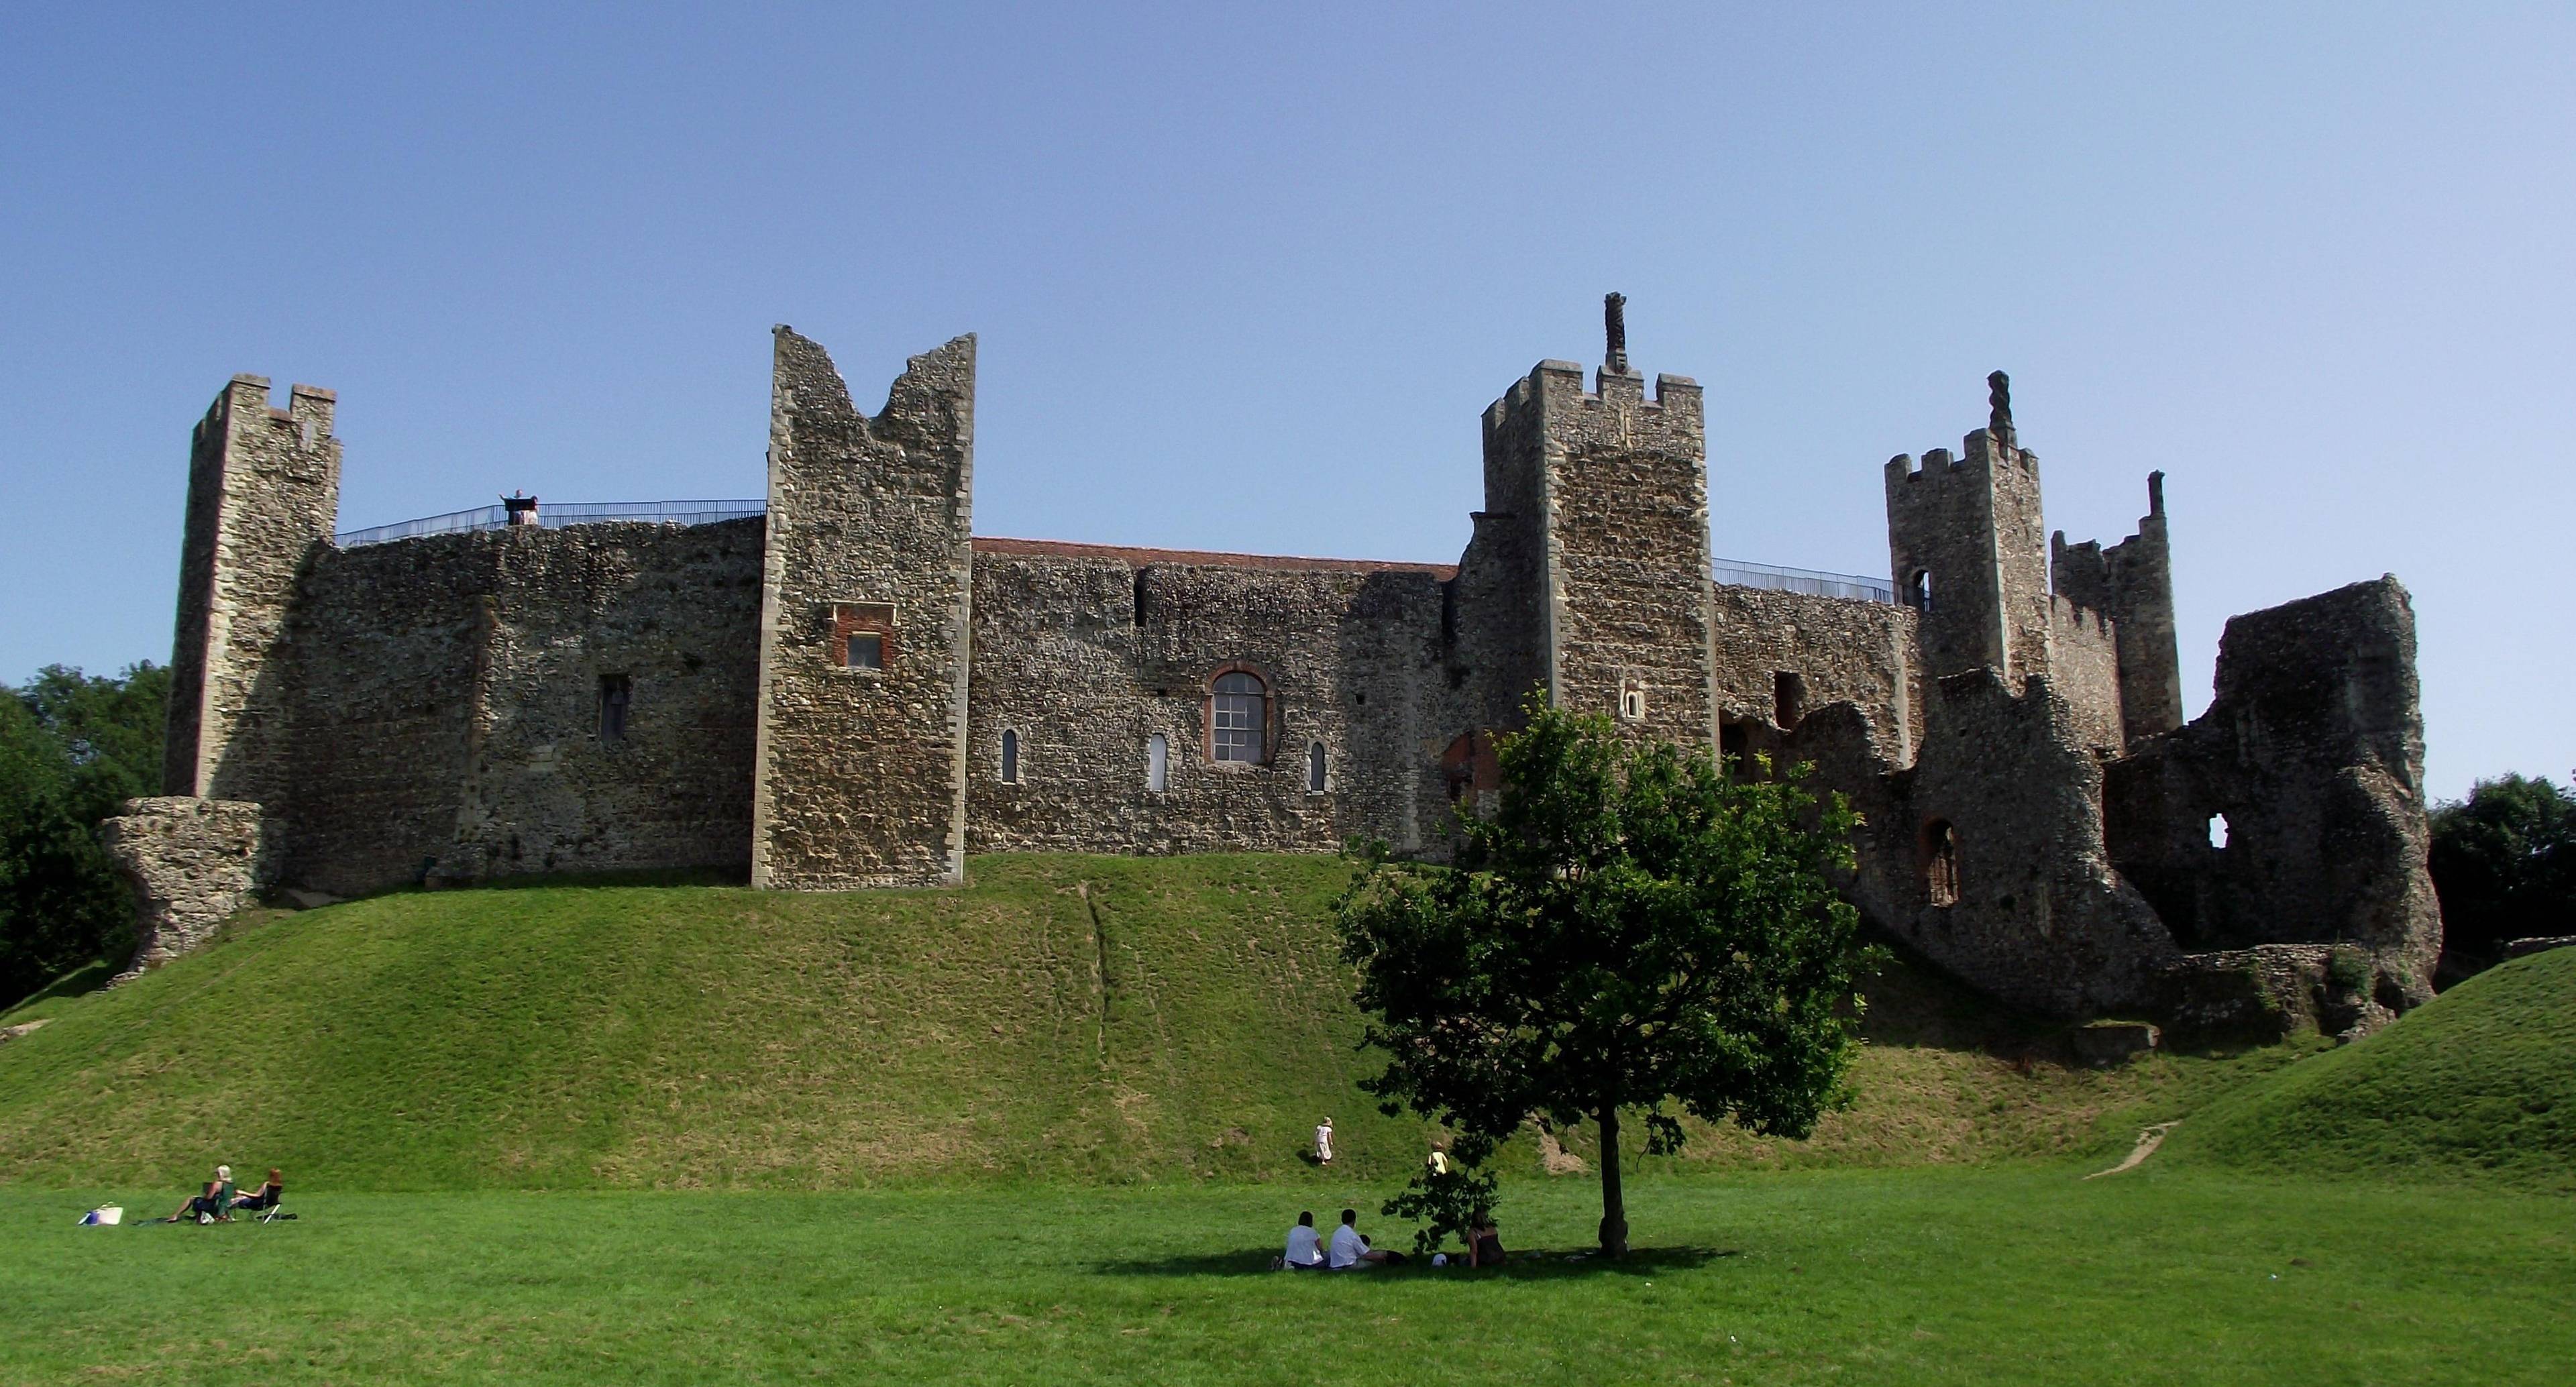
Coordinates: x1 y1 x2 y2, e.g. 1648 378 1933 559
1282 1211 1324 1270
1327 1207 1395 1269
1314 1117 1334 1165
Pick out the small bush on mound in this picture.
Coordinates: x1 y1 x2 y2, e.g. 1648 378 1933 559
2167 946 2576 1190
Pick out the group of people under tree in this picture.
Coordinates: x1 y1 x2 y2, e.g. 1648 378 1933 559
1279 1205 1504 1271
164 1164 283 1223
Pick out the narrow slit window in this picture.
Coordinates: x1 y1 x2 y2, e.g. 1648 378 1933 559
1147 733 1169 792
1000 729 1020 784
1923 820 1961 907
598 673 631 742
1306 740 1326 793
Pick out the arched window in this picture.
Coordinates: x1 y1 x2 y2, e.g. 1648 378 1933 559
1210 670 1267 763
1146 733 1169 792
1000 728 1020 784
1906 569 1933 614
1923 820 1961 907
1307 740 1327 793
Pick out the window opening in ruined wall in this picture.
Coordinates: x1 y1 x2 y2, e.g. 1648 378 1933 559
1147 734 1169 792
1619 679 1647 722
598 673 631 742
1307 740 1327 794
1923 820 1961 907
1000 729 1020 784
2207 812 2230 849
1773 671 1807 730
1210 669 1267 764
1906 569 1932 614
833 602 894 671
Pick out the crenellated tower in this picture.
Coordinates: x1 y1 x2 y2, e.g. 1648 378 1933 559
1458 294 1714 746
2053 472 2184 746
750 328 977 888
1884 372 2053 687
162 375 341 807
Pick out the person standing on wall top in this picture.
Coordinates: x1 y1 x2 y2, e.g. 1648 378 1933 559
1314 1117 1335 1166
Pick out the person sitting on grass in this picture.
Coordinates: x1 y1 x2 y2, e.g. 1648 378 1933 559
1465 1213 1507 1268
229 1168 282 1215
1327 1208 1399 1270
166 1165 233 1223
1281 1211 1326 1270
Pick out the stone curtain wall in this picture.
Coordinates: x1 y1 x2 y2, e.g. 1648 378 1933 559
1710 584 1921 767
2045 597 2126 756
286 518 762 895
163 376 341 807
751 331 977 888
964 548 1450 856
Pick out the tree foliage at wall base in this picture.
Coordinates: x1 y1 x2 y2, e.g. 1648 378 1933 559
1 664 166 1005
1336 692 1874 1258
2430 773 2576 980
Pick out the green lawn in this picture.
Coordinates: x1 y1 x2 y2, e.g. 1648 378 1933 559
7 1170 2569 1385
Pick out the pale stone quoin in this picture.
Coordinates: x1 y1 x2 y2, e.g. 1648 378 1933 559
105 307 2442 1027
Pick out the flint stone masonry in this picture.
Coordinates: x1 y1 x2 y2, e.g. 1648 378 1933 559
119 321 2443 1033
100 797 279 972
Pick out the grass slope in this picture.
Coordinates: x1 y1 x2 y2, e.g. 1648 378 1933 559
2168 946 2576 1189
2 854 2295 1190
7 1172 2573 1384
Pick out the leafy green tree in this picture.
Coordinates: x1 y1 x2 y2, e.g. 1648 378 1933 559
2429 773 2576 977
0 663 166 1003
1336 694 1872 1258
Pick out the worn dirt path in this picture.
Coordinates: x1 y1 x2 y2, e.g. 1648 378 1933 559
2084 1121 2178 1179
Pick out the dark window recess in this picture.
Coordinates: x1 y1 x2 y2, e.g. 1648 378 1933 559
1001 729 1020 783
1307 740 1327 793
845 634 883 669
1212 671 1265 763
1907 569 1933 614
1923 820 1962 907
598 674 633 742
1774 671 1807 730
1719 718 1750 767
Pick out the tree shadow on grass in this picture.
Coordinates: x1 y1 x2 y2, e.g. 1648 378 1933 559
1091 1245 1737 1278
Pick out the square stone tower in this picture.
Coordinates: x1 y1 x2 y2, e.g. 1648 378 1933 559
1464 296 1713 746
1884 374 2053 687
749 329 977 887
162 376 341 808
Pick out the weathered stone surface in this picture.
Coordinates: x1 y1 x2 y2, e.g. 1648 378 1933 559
2072 1021 2161 1067
2504 936 2576 959
129 334 2443 1025
99 797 279 973
0 1019 50 1044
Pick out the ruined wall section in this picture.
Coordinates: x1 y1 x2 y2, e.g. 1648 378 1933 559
1893 670 2178 1016
2104 577 2441 1003
1446 370 1554 735
2052 472 2184 746
162 376 341 808
964 551 1447 856
751 331 976 888
1710 584 1920 769
283 519 762 895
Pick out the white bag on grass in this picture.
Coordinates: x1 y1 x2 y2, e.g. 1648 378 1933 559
78 1206 123 1226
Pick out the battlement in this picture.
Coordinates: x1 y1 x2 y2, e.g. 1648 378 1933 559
1481 359 1701 439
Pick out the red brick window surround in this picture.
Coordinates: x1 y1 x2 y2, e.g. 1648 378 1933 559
1205 663 1271 766
831 602 897 672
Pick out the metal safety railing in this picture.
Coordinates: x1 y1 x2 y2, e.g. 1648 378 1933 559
335 500 767 549
1712 557 1894 604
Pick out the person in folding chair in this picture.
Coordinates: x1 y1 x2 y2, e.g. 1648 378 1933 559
164 1165 233 1223
229 1168 288 1222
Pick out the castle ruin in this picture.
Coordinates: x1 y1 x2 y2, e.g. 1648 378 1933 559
106 304 2443 1031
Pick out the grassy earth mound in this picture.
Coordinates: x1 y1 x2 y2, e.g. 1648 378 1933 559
2166 946 2576 1189
1 854 2296 1190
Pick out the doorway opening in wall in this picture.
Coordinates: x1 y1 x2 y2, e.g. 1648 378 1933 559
1000 729 1020 784
2207 812 2230 849
1719 718 1750 773
1922 819 1961 907
598 674 631 742
1147 734 1169 792
1773 671 1807 730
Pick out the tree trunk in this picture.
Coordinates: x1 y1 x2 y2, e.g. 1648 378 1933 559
1596 1105 1629 1258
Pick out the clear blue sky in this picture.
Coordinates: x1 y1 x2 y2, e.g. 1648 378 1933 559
3 3 2567 799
